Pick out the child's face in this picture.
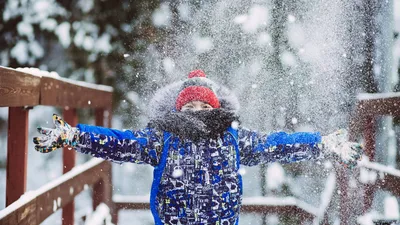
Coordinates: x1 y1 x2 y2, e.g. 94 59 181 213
181 101 213 111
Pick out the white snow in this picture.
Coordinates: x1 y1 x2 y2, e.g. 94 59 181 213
83 36 95 51
10 41 29 64
84 203 112 225
242 196 317 216
395 0 400 33
15 67 59 77
288 15 296 23
177 3 190 21
314 171 336 223
235 5 269 34
384 196 400 220
162 57 175 74
95 33 112 54
266 163 285 190
78 0 94 13
40 18 57 31
0 158 105 220
256 32 272 46
29 40 44 58
280 51 297 66
231 121 239 129
113 194 149 204
357 92 400 100
17 21 34 39
55 22 71 48
152 3 172 27
192 35 214 54
172 168 184 178
238 167 246 175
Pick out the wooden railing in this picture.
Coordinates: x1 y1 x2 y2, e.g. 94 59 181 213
0 66 332 224
0 66 114 225
344 92 400 225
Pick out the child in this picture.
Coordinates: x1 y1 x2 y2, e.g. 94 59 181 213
33 69 363 225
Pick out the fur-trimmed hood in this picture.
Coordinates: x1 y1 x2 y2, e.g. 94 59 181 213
148 74 240 120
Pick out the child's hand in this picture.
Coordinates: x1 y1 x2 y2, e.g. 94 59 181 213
321 129 363 169
33 114 79 153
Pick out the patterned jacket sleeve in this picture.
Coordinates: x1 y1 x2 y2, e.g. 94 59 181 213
238 127 322 166
75 124 163 166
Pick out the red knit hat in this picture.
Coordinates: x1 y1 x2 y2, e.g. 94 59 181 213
175 70 221 110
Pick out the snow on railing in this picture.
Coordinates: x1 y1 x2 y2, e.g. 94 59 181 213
0 66 114 225
345 92 400 225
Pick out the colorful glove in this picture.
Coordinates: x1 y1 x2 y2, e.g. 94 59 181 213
321 129 363 169
33 114 79 153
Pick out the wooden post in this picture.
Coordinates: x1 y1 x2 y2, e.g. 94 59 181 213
363 116 376 213
62 108 78 225
6 107 29 206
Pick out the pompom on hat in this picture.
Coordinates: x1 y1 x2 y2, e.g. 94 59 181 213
175 70 221 110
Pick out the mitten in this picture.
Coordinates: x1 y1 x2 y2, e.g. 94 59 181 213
322 129 363 169
33 114 79 153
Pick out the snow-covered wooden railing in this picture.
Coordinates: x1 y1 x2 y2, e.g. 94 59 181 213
344 92 400 225
0 159 112 224
112 195 318 223
0 66 114 225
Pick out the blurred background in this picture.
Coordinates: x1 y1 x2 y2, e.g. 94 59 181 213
0 0 400 224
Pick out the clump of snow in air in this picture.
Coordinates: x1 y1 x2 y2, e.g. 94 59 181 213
193 35 214 54
384 196 400 220
266 163 285 190
163 57 176 74
231 121 239 129
172 168 184 178
152 3 172 27
280 51 297 66
234 5 269 33
177 3 191 21
257 32 271 46
238 167 246 175
123 54 130 58
287 15 296 23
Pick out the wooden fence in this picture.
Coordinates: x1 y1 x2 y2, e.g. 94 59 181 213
0 66 114 225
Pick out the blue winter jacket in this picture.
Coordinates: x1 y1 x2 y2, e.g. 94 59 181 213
75 124 322 225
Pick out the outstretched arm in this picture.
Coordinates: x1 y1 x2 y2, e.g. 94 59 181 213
238 128 322 166
238 128 363 168
33 114 164 166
